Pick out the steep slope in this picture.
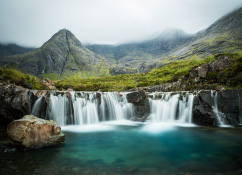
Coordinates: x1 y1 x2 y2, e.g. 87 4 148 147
0 43 34 58
86 29 191 74
160 7 242 62
0 29 110 78
88 7 242 74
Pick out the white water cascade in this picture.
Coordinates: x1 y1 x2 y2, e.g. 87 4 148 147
32 92 134 126
148 92 194 123
31 97 43 117
239 94 242 123
211 91 226 125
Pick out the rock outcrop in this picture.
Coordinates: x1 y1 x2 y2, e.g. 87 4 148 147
192 90 242 125
7 115 65 149
0 82 37 127
192 91 216 125
128 54 235 92
189 54 233 82
126 90 150 121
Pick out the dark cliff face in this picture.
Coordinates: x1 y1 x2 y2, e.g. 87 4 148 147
193 90 242 126
0 29 109 78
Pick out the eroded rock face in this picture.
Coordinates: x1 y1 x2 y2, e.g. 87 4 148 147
190 54 233 81
0 82 37 127
126 90 150 121
7 115 65 149
126 90 146 104
192 91 216 125
192 90 242 125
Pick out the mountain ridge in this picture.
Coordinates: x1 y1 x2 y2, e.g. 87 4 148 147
0 7 242 78
0 43 34 58
0 29 110 78
87 7 242 74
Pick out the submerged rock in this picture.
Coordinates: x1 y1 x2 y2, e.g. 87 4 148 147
7 115 65 149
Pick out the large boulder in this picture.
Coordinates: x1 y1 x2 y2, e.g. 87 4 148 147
7 115 65 149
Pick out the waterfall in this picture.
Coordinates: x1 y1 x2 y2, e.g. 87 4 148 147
31 97 43 117
149 92 194 123
211 91 226 125
99 93 133 121
239 94 242 123
46 94 69 126
32 92 134 126
72 92 99 125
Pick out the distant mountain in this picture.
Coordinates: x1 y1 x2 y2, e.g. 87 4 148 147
0 43 34 58
86 28 191 73
0 29 110 78
87 7 242 74
1 7 242 78
166 7 242 61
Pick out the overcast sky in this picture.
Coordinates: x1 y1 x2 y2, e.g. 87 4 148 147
0 0 242 47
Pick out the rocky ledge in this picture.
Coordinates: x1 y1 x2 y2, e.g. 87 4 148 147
0 82 241 127
193 90 242 125
7 115 65 149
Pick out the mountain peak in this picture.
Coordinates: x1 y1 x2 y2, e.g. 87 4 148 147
42 28 83 49
0 29 109 77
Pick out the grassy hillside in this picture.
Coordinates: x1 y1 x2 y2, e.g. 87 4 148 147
54 52 242 92
0 68 43 89
1 52 241 92
54 56 215 91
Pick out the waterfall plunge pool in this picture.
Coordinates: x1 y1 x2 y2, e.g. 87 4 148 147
1 121 242 175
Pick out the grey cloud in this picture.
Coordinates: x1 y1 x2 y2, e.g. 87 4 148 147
0 0 242 47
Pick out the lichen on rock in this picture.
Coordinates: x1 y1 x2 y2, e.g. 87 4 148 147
7 115 65 149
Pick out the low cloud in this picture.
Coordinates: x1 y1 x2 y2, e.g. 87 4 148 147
0 0 241 47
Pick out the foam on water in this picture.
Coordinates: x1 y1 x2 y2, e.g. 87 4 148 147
62 124 115 133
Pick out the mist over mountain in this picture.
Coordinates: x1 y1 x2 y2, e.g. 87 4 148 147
88 7 242 74
167 7 242 60
0 43 34 58
86 28 191 73
0 7 242 77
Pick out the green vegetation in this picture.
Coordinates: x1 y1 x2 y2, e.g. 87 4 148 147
1 52 241 92
54 56 216 91
0 68 43 89
206 55 242 89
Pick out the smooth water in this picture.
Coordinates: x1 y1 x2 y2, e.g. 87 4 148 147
1 122 242 175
